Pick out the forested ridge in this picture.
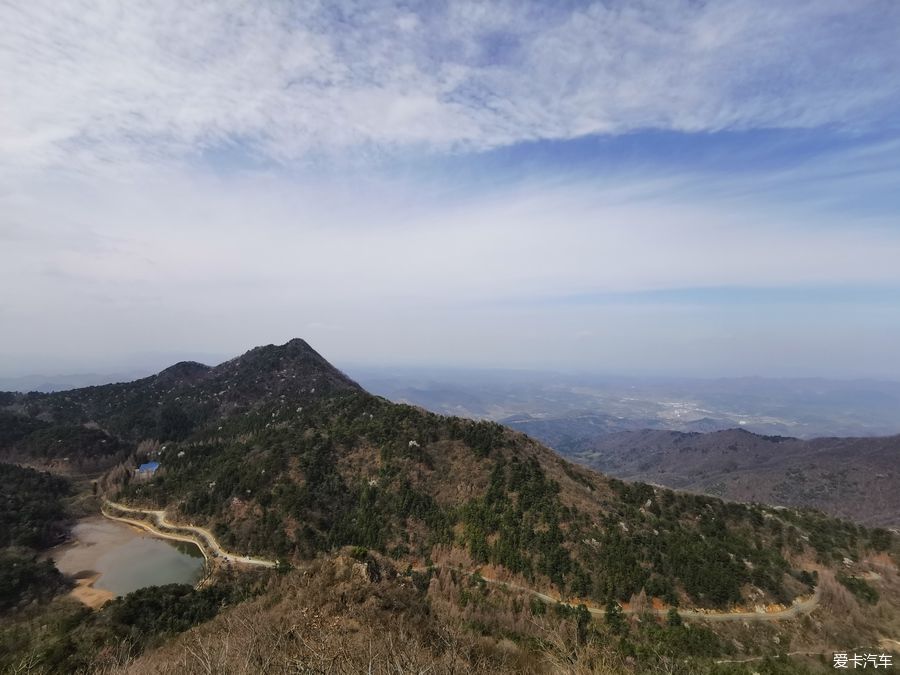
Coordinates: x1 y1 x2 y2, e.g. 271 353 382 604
113 386 891 611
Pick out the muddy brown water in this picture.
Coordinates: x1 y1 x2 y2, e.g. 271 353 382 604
51 517 204 597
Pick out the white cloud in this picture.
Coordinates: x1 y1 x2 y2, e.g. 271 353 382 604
1 0 898 173
1 156 899 375
2 161 899 327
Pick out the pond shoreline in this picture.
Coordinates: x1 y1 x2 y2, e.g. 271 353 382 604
101 508 210 564
50 516 206 609
69 572 115 609
100 507 213 590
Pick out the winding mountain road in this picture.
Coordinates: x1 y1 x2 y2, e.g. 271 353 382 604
102 500 277 568
420 566 821 623
102 500 820 622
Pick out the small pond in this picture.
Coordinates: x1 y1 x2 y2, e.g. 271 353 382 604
53 517 205 597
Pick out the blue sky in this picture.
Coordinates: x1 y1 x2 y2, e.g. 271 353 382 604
1 0 899 377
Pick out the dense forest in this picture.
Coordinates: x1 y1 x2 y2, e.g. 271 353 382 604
0 411 130 473
0 462 71 549
0 463 73 613
0 577 258 672
117 389 892 610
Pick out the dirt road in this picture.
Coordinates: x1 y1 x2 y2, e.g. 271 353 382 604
104 501 820 622
436 567 820 624
103 500 277 568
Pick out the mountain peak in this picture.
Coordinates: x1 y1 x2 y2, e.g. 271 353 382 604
284 337 315 350
0 339 361 443
155 360 211 384
243 338 324 362
212 338 361 397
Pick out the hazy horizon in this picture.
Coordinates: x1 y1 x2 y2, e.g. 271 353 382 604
5 341 900 391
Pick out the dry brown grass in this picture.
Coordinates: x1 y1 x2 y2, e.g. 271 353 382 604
72 547 900 675
110 550 676 675
116 555 540 675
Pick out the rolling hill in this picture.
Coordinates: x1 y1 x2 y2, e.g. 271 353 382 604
551 428 900 528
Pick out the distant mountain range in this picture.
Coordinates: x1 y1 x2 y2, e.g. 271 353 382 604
541 427 900 529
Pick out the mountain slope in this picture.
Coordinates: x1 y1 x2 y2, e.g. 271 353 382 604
558 428 900 528
0 339 360 470
0 340 895 615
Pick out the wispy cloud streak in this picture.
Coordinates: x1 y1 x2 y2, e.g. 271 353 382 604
1 1 898 173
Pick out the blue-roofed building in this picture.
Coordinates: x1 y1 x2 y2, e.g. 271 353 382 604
137 461 159 476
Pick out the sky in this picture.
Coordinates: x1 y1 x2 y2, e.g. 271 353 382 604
1 0 900 378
